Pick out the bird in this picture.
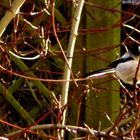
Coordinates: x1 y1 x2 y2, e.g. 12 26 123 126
84 47 140 85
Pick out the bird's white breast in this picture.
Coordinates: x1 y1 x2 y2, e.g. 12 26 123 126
115 60 140 84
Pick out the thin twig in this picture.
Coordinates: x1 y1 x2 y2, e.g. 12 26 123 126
5 123 132 140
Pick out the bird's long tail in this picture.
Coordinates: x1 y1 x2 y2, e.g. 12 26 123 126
84 68 115 79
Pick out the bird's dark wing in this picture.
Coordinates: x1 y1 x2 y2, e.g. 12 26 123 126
108 56 134 68
83 67 115 78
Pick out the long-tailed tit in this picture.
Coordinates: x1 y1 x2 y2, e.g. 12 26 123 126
85 47 140 85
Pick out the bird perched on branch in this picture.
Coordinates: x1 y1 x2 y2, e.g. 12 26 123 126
84 47 140 85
